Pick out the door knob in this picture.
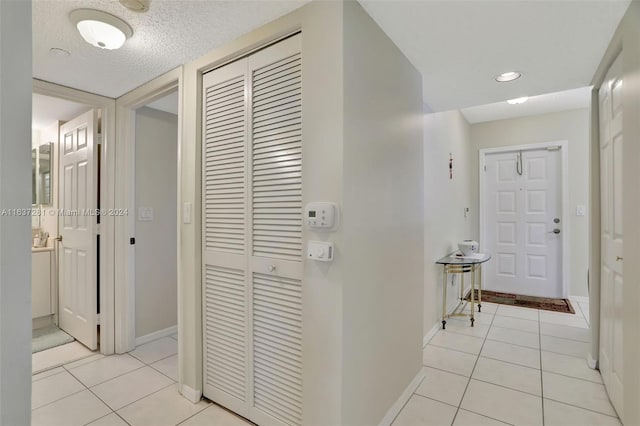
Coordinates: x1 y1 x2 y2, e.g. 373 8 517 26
268 265 276 272
548 228 561 234
616 256 623 262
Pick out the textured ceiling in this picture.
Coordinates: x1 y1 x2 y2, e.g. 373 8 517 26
33 0 309 98
460 86 592 124
359 0 630 111
34 0 629 110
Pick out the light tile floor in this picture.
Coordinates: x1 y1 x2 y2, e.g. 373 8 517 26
31 333 252 426
34 298 614 426
392 297 622 426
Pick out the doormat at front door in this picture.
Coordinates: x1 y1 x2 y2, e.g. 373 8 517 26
466 289 575 314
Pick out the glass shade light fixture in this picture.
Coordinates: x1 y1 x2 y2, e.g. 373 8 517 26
70 9 133 50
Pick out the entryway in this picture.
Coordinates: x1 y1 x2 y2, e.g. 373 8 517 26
480 142 567 299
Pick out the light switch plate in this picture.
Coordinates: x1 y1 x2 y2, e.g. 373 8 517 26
576 205 585 216
138 207 153 222
183 202 192 224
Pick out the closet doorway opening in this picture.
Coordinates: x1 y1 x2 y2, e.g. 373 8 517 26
31 79 117 367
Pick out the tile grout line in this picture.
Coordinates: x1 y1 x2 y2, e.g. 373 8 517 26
427 342 483 357
64 362 149 389
31 387 88 413
540 369 604 385
542 396 621 419
449 305 497 426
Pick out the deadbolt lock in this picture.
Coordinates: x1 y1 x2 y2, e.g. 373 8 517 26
554 218 560 223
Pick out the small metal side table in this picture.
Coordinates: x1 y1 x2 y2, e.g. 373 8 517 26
436 252 492 328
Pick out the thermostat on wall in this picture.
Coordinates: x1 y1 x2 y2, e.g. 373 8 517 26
305 202 338 231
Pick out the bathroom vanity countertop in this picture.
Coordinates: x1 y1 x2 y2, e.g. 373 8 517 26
32 246 54 253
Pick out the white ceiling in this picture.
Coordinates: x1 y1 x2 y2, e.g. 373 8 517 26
33 0 309 98
32 93 91 130
359 0 630 112
145 89 179 115
460 86 592 124
33 0 629 111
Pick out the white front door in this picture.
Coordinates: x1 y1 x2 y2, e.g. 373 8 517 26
599 52 624 419
483 147 562 298
58 110 99 350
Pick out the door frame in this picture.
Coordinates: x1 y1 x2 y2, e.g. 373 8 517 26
113 67 183 354
479 140 570 297
33 79 117 355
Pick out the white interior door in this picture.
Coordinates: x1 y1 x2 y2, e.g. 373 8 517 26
58 110 98 350
202 34 303 426
483 147 562 298
599 52 624 419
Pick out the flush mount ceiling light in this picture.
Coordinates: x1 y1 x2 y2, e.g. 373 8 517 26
507 96 529 105
495 71 522 82
70 9 133 50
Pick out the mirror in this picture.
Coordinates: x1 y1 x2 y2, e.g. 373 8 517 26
31 149 37 205
38 144 52 206
32 142 53 206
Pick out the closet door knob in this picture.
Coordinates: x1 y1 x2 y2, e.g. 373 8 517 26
268 265 276 272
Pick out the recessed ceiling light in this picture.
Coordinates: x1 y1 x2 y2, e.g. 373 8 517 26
69 9 133 50
495 71 522 82
49 47 70 57
119 0 149 12
507 96 529 105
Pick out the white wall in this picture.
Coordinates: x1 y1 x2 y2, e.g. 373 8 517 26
0 0 32 423
470 108 590 297
134 107 178 338
423 110 474 336
342 2 424 424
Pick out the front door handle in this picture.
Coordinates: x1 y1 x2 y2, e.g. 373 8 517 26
548 228 561 234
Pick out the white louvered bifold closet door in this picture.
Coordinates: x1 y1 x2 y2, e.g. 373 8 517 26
202 34 303 426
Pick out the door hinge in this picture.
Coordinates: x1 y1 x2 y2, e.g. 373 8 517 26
96 314 101 325
130 237 135 245
483 165 487 172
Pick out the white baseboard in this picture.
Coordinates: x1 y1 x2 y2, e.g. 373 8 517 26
135 325 177 346
569 295 589 304
378 368 425 426
587 353 599 370
180 383 202 403
423 323 440 347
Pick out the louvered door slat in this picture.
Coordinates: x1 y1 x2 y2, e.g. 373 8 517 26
252 269 302 426
251 52 302 262
204 73 246 254
204 265 247 401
